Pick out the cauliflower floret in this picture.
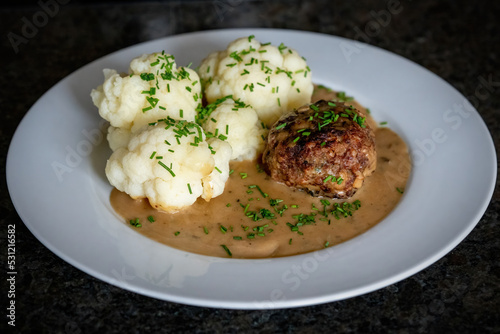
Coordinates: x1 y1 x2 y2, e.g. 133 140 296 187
198 36 313 127
201 138 232 200
105 119 232 212
91 52 202 134
201 97 266 161
107 126 132 151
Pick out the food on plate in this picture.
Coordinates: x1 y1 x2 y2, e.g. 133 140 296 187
197 96 266 161
91 52 201 151
262 100 376 199
110 112 411 258
91 51 235 212
106 126 132 152
198 36 313 127
105 118 231 212
91 35 411 258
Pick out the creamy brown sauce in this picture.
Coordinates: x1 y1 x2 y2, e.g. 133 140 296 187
110 87 411 259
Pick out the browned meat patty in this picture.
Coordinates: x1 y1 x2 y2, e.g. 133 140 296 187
262 100 376 198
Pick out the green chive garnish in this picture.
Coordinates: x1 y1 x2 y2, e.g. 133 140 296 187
158 161 175 177
221 245 232 257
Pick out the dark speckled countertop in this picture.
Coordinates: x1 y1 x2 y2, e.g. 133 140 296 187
1 0 499 333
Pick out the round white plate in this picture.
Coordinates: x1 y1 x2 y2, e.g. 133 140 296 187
7 28 496 309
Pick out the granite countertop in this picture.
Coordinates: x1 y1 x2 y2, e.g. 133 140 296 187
1 0 499 333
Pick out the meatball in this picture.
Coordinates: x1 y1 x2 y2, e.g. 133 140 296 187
262 100 376 198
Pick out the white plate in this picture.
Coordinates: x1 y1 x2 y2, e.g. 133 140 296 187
7 28 497 309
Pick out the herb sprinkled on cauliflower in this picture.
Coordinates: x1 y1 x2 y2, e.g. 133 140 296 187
197 96 267 161
105 118 232 213
91 51 202 134
198 35 313 127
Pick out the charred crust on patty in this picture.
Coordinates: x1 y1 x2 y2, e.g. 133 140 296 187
262 100 377 199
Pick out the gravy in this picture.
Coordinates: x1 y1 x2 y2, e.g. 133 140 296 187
110 87 411 258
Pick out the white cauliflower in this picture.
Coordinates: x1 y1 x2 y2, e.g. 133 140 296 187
198 36 313 127
91 52 201 135
105 118 232 213
107 125 131 151
200 97 266 161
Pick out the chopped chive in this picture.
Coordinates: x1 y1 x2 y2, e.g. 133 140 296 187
147 215 155 223
276 123 287 130
158 161 175 177
140 73 155 81
187 183 192 194
221 245 232 257
129 218 141 228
